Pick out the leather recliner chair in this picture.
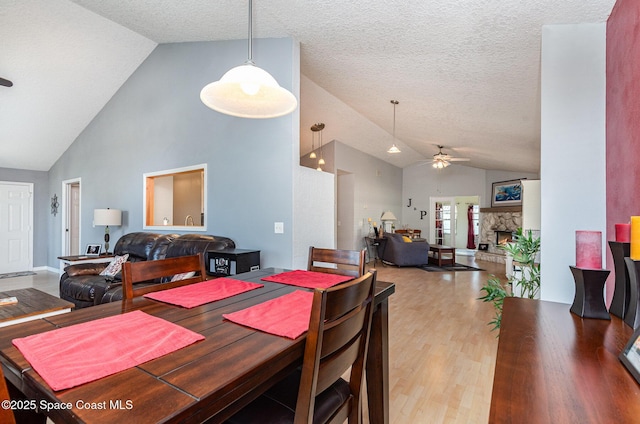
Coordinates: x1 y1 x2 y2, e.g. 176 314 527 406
59 232 235 308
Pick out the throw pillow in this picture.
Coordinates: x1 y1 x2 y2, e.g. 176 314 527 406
99 254 129 277
170 271 196 282
402 236 413 243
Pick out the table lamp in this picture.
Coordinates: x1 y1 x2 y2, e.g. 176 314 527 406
93 209 122 254
380 211 397 233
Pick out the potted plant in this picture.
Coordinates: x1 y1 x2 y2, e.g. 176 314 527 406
479 228 541 332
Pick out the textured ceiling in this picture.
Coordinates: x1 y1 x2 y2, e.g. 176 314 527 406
1 0 616 172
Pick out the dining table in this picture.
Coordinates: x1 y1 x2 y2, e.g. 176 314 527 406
0 267 394 424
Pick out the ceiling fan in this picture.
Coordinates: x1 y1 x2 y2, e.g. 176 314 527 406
429 145 470 169
0 77 13 87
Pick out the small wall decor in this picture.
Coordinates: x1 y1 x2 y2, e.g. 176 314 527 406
50 194 59 216
491 179 523 207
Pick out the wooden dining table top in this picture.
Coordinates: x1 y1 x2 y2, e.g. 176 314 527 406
0 268 395 424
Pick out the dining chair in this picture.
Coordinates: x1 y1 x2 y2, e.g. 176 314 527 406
0 365 16 424
121 253 207 299
307 246 366 278
225 269 377 424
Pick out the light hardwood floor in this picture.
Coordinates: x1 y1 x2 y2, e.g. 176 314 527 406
365 255 504 424
2 256 505 424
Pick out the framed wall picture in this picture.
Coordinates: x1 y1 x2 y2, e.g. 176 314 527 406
491 179 523 207
85 244 102 256
619 326 640 384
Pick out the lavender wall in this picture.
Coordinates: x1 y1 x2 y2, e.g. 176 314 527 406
606 0 640 304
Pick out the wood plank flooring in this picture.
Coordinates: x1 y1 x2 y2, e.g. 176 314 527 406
2 256 505 424
364 255 504 423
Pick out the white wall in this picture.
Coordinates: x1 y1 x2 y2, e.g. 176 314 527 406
540 23 606 304
521 180 541 232
292 166 335 269
334 142 403 251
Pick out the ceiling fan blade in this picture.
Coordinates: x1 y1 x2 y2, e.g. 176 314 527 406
449 157 470 161
0 77 13 87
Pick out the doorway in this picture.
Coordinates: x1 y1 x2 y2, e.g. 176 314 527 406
429 195 480 248
0 182 33 273
61 178 81 256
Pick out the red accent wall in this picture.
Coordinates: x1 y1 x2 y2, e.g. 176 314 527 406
606 0 640 304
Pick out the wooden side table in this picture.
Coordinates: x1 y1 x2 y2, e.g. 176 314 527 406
57 254 114 276
366 237 387 266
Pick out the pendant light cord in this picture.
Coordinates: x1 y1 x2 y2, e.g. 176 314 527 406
247 0 254 64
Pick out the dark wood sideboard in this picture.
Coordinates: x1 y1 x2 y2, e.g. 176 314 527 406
490 297 640 423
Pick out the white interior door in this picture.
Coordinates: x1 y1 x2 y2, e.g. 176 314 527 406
0 182 33 273
62 178 81 256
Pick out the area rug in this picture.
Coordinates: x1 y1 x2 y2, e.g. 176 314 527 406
417 263 483 272
0 271 36 279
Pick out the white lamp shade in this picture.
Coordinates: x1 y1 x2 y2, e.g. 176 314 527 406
94 209 122 226
200 63 298 119
380 211 397 221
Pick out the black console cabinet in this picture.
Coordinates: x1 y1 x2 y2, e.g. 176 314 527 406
206 249 260 276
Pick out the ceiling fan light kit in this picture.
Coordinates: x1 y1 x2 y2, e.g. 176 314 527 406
430 145 469 169
200 0 297 119
387 100 401 154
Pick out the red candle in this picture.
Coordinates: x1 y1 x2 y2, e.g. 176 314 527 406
576 230 602 269
615 223 631 242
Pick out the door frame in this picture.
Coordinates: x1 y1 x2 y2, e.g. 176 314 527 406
429 196 456 246
61 178 81 257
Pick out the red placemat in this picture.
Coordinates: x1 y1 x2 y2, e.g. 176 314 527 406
261 270 352 289
223 291 314 339
12 310 204 391
144 278 263 308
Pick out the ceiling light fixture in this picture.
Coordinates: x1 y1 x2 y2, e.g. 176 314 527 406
387 100 401 154
200 0 298 119
312 123 326 170
432 159 450 169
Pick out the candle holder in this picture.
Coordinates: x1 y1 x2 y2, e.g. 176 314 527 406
569 266 611 320
609 241 631 319
624 258 640 329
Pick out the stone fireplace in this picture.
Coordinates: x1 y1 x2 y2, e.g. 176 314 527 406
475 209 521 264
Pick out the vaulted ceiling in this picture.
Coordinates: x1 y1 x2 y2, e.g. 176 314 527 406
1 0 616 172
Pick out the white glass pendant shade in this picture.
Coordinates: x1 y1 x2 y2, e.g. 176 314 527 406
318 157 326 165
387 144 401 154
310 151 317 159
200 62 297 119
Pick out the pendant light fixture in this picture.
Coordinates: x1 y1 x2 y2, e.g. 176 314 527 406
309 125 317 159
387 100 401 153
311 123 325 171
200 0 298 119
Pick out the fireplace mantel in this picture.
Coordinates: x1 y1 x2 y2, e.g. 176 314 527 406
480 206 522 213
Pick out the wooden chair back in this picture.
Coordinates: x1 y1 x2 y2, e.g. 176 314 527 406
307 247 366 278
295 270 377 424
121 253 207 299
0 366 16 424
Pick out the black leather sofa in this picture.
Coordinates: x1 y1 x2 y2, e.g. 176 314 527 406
59 232 235 309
